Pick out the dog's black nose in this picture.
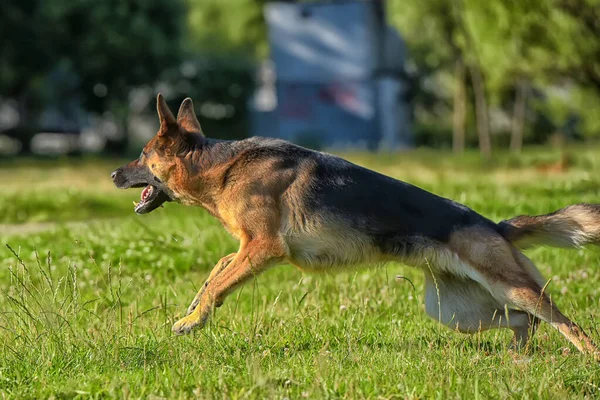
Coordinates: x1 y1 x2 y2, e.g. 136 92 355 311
111 169 121 181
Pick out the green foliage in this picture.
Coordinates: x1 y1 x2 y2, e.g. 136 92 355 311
185 0 268 58
2 152 600 397
2 0 599 150
388 0 457 129
0 0 186 129
388 0 600 142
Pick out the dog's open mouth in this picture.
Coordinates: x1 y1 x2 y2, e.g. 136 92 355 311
132 184 171 214
112 162 174 214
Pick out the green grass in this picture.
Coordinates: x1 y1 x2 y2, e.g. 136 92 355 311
1 148 600 398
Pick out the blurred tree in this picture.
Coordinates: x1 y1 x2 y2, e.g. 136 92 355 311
389 0 600 151
388 0 464 151
176 0 268 141
464 0 549 153
468 64 492 158
452 59 467 153
0 1 52 118
509 80 530 153
0 0 186 153
4 0 599 154
467 0 600 146
389 0 494 156
540 0 600 140
455 0 493 158
186 0 268 58
554 0 600 92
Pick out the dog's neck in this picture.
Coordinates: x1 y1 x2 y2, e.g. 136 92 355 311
169 138 242 216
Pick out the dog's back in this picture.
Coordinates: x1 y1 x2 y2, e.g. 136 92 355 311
223 138 497 272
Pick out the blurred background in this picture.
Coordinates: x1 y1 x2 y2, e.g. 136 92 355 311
0 0 599 158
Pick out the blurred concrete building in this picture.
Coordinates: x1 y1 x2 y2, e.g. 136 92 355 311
251 0 413 150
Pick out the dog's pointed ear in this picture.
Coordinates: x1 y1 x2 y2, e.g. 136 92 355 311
157 93 177 136
177 97 203 135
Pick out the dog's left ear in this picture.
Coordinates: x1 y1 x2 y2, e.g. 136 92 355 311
157 93 177 137
177 98 203 136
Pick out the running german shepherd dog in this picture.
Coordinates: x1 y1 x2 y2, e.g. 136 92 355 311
112 95 600 358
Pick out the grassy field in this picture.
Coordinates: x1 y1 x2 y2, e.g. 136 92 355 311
1 148 600 399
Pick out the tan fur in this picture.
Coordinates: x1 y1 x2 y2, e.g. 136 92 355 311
502 204 600 249
121 96 600 359
445 227 598 357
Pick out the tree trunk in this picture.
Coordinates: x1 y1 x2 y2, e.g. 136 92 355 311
452 59 466 153
468 64 491 158
510 79 529 153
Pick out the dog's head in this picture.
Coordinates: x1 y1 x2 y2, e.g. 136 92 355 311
111 94 204 214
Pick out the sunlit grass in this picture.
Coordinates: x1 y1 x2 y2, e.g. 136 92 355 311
1 148 600 398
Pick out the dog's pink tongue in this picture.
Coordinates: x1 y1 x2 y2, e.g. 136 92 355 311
141 185 151 200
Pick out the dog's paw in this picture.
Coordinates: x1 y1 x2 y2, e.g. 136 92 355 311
172 314 202 335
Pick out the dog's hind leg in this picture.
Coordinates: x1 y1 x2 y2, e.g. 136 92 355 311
494 278 599 358
450 227 599 358
424 273 537 349
508 250 543 347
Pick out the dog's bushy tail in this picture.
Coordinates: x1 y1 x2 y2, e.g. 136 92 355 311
499 204 600 249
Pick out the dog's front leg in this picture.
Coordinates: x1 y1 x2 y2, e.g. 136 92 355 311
172 238 284 335
185 253 237 316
